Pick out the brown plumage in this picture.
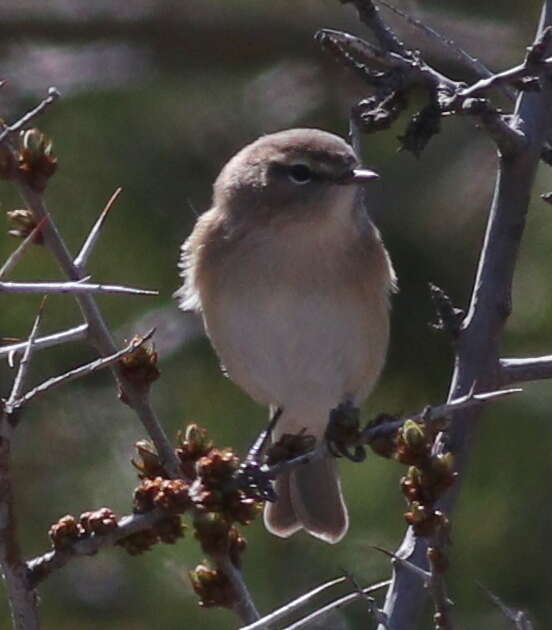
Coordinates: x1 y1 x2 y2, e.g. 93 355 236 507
176 129 396 543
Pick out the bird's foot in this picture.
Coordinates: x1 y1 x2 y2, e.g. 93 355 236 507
326 402 366 462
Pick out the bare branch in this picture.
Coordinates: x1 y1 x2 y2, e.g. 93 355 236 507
13 150 181 479
500 354 552 384
379 2 552 626
0 279 158 296
0 437 40 630
11 329 155 410
342 0 409 56
5 298 46 415
0 323 88 361
0 87 60 144
0 218 47 280
74 187 122 270
238 577 347 630
278 579 391 630
215 554 261 625
375 0 504 88
477 582 534 630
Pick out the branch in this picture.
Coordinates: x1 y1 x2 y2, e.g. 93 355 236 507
10 329 155 410
0 305 45 628
0 279 158 296
0 323 88 361
499 354 552 384
238 577 347 630
74 187 122 270
26 507 168 587
11 132 181 479
378 2 552 627
278 579 391 630
477 582 534 630
0 87 60 144
342 0 409 56
375 0 506 90
0 218 47 280
5 299 46 415
214 554 261 625
262 387 520 481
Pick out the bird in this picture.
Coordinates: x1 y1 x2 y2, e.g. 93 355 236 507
175 128 396 543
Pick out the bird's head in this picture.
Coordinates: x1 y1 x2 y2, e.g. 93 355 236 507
213 128 379 223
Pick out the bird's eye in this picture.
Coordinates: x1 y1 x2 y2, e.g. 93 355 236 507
288 163 312 185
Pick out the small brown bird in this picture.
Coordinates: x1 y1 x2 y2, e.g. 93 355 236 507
176 129 396 543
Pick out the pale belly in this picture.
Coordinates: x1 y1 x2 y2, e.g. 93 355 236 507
202 284 389 414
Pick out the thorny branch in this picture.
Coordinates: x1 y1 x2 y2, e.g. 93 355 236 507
0 323 88 362
316 2 552 629
0 92 261 626
0 304 48 630
0 279 158 296
10 329 155 411
319 3 552 158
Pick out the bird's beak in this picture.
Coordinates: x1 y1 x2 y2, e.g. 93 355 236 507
338 168 380 185
351 168 379 182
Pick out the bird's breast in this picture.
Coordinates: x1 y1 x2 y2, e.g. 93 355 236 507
197 216 391 410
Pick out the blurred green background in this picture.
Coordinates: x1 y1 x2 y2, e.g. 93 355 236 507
1 1 551 628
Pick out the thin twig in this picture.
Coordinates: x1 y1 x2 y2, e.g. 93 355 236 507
5 298 47 415
278 579 391 630
457 57 552 100
11 329 155 410
0 87 60 144
345 572 390 628
344 0 409 57
0 218 47 280
477 582 534 630
0 280 158 296
375 0 500 85
238 577 347 630
74 187 122 270
0 323 88 360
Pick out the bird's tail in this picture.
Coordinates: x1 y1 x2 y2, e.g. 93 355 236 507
263 408 348 544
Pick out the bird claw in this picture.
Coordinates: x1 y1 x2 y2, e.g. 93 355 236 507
325 402 366 462
236 460 277 502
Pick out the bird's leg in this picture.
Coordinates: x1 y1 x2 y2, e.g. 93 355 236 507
236 407 283 502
